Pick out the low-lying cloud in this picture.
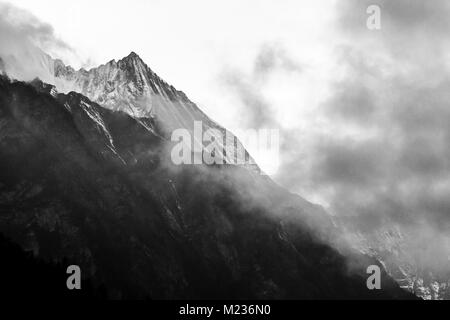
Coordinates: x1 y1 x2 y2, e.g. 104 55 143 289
221 1 450 278
0 2 80 83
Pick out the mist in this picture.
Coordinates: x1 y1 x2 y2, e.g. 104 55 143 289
0 2 83 87
2 0 450 295
218 1 450 280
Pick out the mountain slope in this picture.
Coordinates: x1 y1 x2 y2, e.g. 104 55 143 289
0 74 413 299
53 52 196 120
338 216 450 300
54 52 259 170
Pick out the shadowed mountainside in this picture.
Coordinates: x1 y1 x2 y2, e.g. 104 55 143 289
0 75 415 299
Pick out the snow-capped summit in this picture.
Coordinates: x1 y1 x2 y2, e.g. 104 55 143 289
51 52 211 128
50 52 258 170
53 52 164 118
0 50 258 171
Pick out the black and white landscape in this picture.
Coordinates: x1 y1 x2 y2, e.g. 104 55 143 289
0 0 448 300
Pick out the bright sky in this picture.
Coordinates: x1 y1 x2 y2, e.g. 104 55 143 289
9 0 338 130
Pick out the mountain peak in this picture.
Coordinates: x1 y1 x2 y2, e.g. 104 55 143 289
119 51 147 73
47 51 195 119
124 51 143 62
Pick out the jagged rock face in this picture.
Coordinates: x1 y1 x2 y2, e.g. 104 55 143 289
0 51 258 170
53 53 211 127
0 76 414 299
338 218 450 300
54 53 159 117
50 52 258 170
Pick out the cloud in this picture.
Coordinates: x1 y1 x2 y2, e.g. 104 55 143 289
0 2 79 82
211 1 450 279
271 0 450 277
219 43 302 129
0 2 71 51
220 71 276 129
337 0 450 74
338 0 450 34
253 44 302 80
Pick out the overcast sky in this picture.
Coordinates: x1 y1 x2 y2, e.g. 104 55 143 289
7 0 336 126
2 0 450 267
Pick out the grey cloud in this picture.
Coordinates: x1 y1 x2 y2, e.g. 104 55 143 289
221 71 276 128
0 2 72 52
323 81 376 124
312 139 385 188
338 0 450 34
304 69 450 229
0 2 77 82
337 0 450 72
220 44 301 129
221 6 450 244
321 48 381 124
253 44 302 79
270 2 450 280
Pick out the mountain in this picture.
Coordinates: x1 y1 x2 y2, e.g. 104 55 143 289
0 52 414 299
53 52 258 171
337 216 450 300
53 52 198 120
